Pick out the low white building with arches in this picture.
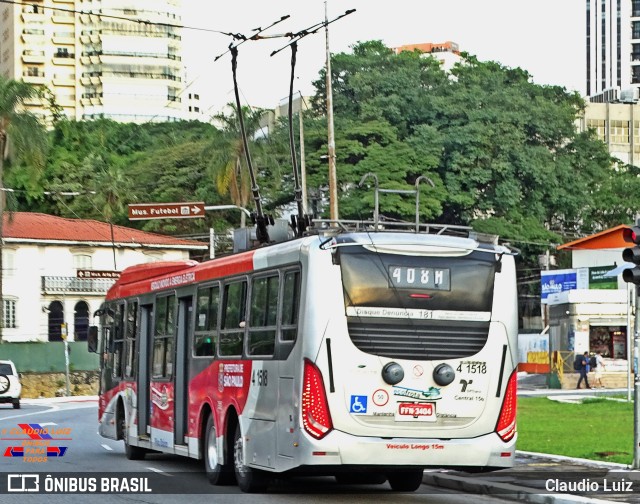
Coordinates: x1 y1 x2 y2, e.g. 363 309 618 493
1 212 207 343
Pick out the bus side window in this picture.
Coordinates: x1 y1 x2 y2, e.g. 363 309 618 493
247 274 278 357
220 280 246 357
281 269 300 342
195 284 218 357
124 301 138 379
152 294 176 379
111 303 125 379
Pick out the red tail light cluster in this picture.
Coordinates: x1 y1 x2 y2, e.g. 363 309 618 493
302 359 333 439
495 370 517 442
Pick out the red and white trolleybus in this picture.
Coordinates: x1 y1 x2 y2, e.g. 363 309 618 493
89 221 518 492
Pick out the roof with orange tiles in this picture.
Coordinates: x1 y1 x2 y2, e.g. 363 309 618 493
3 212 207 249
557 224 629 250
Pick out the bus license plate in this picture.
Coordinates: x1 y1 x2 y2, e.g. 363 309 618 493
396 402 436 422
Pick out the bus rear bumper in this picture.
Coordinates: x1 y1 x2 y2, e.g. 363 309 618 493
299 430 516 470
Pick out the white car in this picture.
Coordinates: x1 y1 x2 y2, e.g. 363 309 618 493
0 360 21 409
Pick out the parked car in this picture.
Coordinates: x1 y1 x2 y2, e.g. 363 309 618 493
0 360 21 408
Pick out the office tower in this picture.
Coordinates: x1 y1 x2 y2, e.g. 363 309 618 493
586 0 640 101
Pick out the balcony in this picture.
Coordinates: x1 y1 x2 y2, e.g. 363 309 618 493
22 50 45 64
42 276 115 295
52 51 75 65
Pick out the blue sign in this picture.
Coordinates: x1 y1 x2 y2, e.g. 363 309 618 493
541 270 578 301
349 395 368 414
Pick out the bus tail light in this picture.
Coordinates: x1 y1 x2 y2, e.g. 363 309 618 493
495 370 517 442
302 359 333 440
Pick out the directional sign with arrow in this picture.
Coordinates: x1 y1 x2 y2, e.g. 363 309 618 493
128 202 205 221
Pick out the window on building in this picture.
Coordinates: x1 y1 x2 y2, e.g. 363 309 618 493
74 301 89 341
47 301 64 341
2 249 14 277
634 0 640 17
586 119 606 141
610 120 630 144
634 21 640 40
73 253 92 270
3 299 16 329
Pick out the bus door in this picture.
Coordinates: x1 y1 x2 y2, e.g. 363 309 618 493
137 304 153 439
174 295 192 446
149 294 176 450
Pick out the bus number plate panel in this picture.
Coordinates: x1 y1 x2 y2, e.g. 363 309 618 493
388 266 450 290
395 402 436 422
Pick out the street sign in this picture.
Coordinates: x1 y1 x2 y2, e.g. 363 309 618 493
77 269 120 279
128 202 205 220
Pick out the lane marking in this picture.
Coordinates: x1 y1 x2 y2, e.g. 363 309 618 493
147 467 173 477
101 444 113 451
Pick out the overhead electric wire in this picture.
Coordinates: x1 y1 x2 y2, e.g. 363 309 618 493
0 0 240 36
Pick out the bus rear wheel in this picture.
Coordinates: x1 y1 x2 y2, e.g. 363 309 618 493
387 470 424 492
119 413 146 461
233 424 269 493
204 415 233 485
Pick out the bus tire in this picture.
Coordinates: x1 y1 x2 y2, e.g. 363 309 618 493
233 423 269 493
204 415 233 485
387 470 424 492
119 414 146 461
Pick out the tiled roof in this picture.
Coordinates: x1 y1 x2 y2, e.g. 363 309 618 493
2 212 207 249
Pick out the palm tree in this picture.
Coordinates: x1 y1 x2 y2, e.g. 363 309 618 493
0 77 48 341
209 104 266 227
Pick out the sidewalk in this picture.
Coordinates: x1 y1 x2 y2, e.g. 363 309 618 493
422 451 637 503
422 378 638 502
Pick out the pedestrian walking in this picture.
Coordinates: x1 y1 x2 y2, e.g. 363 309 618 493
576 351 591 389
592 351 606 388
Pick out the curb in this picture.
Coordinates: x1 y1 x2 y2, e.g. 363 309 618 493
22 395 98 404
422 451 635 502
421 471 615 504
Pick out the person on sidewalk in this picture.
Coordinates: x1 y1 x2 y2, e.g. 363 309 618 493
576 351 592 389
593 351 606 388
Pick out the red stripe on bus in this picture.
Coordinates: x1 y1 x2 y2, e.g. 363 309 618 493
107 250 256 299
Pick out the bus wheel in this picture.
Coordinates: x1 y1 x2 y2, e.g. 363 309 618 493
233 424 269 493
119 415 146 461
204 415 233 485
387 470 424 492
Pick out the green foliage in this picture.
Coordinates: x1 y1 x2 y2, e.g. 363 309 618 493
2 41 634 268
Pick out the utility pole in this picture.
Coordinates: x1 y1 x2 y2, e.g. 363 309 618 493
634 284 640 469
325 1 338 221
299 96 308 214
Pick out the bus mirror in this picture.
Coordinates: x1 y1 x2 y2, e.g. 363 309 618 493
87 326 98 353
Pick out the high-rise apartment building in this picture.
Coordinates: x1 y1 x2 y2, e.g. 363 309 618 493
586 0 640 100
0 0 186 124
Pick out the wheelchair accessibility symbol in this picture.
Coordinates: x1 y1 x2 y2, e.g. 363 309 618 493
349 395 368 414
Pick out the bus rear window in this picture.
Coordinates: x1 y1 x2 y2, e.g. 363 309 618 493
338 247 497 313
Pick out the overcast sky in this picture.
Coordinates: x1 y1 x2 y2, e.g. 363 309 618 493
181 0 584 116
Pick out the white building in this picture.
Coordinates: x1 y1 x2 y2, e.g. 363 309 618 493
392 41 463 73
1 212 207 342
0 0 188 124
586 0 640 100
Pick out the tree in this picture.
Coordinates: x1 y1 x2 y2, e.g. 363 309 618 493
0 77 48 341
306 42 623 241
208 104 271 227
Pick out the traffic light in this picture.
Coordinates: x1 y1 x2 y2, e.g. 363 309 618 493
622 226 640 284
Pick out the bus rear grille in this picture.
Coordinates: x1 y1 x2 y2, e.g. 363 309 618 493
347 320 490 360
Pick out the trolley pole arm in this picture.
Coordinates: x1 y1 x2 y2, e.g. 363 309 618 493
230 46 270 244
